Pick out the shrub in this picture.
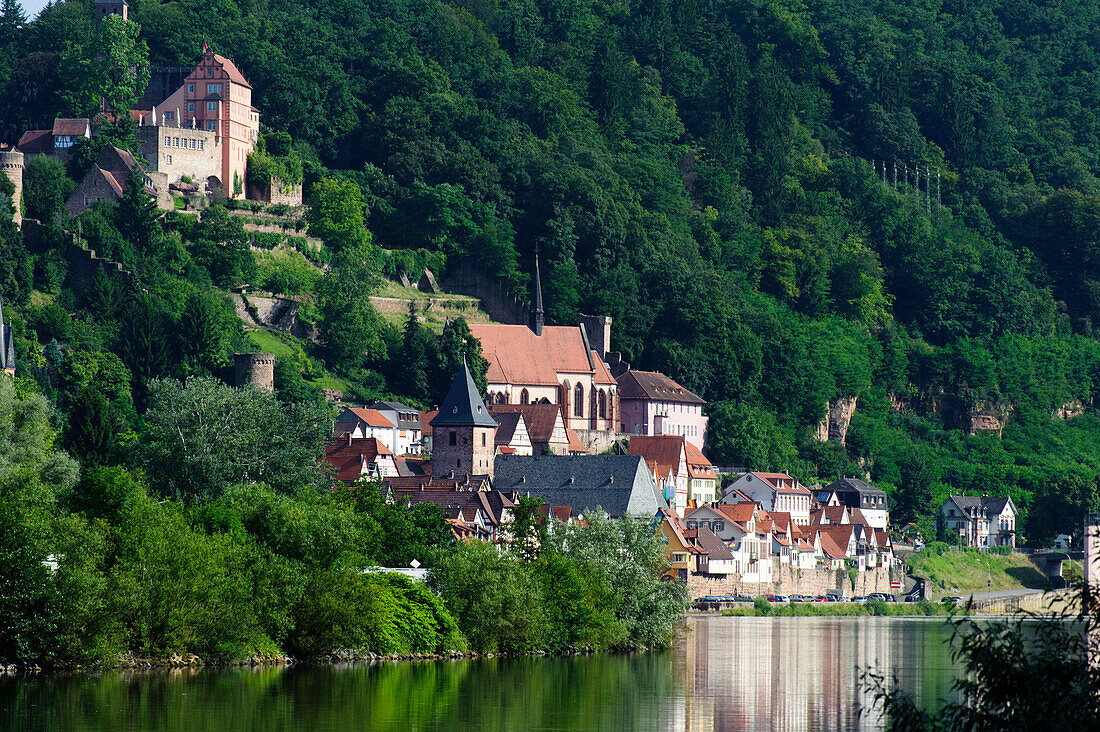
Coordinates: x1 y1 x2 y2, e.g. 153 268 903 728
754 596 772 614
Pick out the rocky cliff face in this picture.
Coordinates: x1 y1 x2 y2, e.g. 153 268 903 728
814 396 859 445
969 400 1013 437
1054 400 1085 420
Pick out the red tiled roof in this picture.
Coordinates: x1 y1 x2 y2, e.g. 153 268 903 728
716 502 756 524
822 505 848 524
420 410 438 437
211 53 252 88
684 442 716 479
344 407 396 429
616 370 705 404
323 437 392 482
629 435 686 478
468 324 616 386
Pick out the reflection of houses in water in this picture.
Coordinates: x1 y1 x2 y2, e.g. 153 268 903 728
671 618 964 732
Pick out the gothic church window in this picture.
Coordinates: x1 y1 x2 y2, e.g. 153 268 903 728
574 384 584 417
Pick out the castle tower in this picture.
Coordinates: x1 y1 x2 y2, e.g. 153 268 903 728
234 352 275 392
0 148 23 228
430 358 498 478
95 0 128 29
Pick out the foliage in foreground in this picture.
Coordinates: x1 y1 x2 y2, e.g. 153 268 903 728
864 583 1100 731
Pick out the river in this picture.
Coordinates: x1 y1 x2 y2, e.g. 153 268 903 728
0 616 961 731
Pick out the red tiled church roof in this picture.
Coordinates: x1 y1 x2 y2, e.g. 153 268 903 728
468 324 616 386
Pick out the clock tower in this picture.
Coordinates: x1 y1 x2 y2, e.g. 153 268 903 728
430 358 499 479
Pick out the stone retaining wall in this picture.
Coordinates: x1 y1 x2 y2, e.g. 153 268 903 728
687 564 896 599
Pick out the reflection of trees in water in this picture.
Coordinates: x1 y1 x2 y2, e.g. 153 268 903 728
0 655 684 731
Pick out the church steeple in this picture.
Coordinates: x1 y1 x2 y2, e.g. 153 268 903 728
530 246 544 336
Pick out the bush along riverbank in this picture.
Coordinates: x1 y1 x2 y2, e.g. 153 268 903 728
0 435 687 671
720 597 956 617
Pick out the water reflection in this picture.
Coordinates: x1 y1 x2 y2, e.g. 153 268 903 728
676 616 959 731
0 618 960 732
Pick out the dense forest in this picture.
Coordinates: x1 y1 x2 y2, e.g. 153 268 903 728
3 0 1100 552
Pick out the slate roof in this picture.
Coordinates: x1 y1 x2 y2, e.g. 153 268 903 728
828 477 887 498
431 359 498 428
469 323 616 386
368 401 421 430
494 454 665 517
616 370 705 404
949 494 1014 518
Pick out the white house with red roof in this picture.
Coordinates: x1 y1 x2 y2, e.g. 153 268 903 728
722 471 812 525
333 406 404 454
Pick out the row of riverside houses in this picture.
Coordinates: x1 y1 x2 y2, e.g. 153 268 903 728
658 472 901 597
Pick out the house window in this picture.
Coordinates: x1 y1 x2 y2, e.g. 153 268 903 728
166 155 172 164
189 139 196 149
173 138 180 147
207 101 218 112
206 121 217 131
714 521 724 532
198 140 204 150
574 383 584 417
188 83 195 93
164 111 174 121
207 83 223 94
188 102 195 112
449 432 457 446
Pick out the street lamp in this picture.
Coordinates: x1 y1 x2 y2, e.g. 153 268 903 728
979 553 991 591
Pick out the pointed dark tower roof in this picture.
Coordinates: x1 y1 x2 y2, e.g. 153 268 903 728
529 246 544 336
430 357 498 428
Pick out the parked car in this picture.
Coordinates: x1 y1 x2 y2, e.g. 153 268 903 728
941 596 962 605
812 595 829 602
734 594 754 603
694 596 726 606
763 594 790 603
903 594 922 603
851 596 867 603
825 594 848 602
788 594 807 602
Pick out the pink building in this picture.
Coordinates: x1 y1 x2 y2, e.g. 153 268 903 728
157 46 260 198
616 370 708 450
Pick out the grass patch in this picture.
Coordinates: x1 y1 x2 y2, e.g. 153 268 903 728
721 600 954 617
245 329 301 360
907 547 1052 597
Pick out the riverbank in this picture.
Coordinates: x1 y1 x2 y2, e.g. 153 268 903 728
712 598 955 617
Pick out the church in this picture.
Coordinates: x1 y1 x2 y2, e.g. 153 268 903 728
468 255 619 452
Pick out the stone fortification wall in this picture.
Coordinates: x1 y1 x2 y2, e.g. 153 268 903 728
232 293 317 341
687 564 895 600
246 176 303 206
573 428 619 455
370 296 481 318
441 257 529 325
22 220 132 292
136 125 221 188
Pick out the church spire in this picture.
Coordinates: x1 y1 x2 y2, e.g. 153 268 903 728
430 356 497 428
530 245 544 336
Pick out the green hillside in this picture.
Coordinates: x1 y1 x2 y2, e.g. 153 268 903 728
1 0 1100 542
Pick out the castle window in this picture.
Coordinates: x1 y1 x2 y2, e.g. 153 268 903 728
198 140 204 150
449 432 457 446
166 155 172 164
173 138 179 147
574 383 584 417
189 139 195 149
207 101 218 112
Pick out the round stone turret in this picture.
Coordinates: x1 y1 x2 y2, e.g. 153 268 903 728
234 352 276 391
0 149 24 228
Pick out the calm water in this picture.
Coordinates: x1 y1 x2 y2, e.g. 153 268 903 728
1 617 961 731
